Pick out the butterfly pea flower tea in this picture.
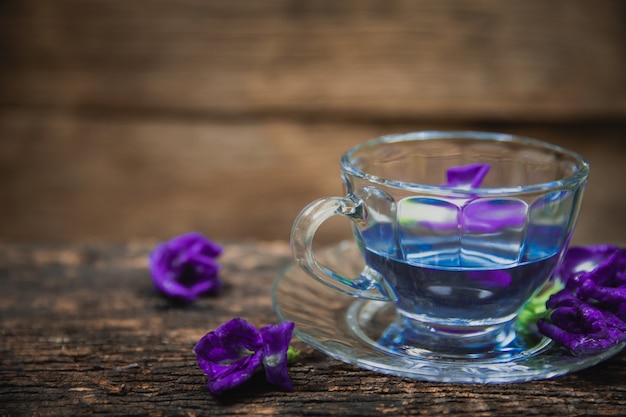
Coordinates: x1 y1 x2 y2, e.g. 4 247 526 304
289 131 590 381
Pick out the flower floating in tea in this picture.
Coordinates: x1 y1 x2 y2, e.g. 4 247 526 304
194 318 297 395
149 232 223 302
445 163 527 232
444 163 491 189
538 245 626 354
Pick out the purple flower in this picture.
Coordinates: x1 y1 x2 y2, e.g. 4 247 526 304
445 163 490 189
537 297 626 354
440 163 526 233
149 232 223 302
558 245 626 320
538 245 626 354
555 245 618 282
260 322 296 391
557 245 626 287
194 318 295 395
468 270 512 288
194 318 264 395
461 198 527 233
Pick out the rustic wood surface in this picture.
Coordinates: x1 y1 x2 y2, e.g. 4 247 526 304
2 116 626 246
2 0 626 120
1 241 626 416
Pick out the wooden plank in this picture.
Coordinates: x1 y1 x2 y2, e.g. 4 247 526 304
1 0 625 121
1 241 626 416
1 109 625 245
0 110 363 244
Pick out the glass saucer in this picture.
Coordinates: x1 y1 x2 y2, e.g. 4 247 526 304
272 241 626 383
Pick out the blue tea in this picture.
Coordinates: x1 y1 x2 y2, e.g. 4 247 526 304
358 219 563 331
364 247 559 329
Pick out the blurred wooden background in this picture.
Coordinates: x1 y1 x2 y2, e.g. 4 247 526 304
1 0 625 245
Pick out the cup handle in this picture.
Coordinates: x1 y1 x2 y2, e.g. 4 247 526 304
291 195 397 302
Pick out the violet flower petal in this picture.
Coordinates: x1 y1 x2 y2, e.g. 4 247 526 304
545 290 581 309
578 279 626 320
538 302 626 354
149 232 223 301
461 199 527 233
557 245 622 285
554 245 611 282
539 244 626 354
444 163 526 233
445 163 491 189
558 246 626 320
582 248 626 286
468 270 512 288
260 322 295 391
537 320 623 354
194 318 264 395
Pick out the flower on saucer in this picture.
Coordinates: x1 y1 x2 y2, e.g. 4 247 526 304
149 232 223 302
538 245 626 354
194 318 296 395
538 292 626 354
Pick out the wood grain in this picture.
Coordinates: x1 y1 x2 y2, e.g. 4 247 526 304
1 241 626 416
1 111 626 245
1 0 625 121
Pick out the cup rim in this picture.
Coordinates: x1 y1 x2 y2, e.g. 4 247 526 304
341 131 590 196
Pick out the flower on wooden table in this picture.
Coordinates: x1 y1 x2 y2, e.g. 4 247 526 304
194 318 297 395
149 232 223 302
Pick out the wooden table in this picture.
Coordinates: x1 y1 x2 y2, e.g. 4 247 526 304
2 241 626 416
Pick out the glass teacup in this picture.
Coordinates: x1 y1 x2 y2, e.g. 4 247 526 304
291 131 589 360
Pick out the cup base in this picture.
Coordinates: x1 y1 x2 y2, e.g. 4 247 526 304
347 300 551 363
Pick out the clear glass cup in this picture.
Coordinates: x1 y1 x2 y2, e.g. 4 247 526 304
291 131 589 360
